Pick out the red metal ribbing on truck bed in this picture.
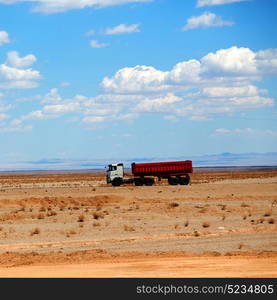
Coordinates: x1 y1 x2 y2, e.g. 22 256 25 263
131 160 193 176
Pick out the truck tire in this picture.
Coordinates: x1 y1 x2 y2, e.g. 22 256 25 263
134 178 143 186
168 177 178 185
179 175 190 185
112 178 122 187
144 178 154 186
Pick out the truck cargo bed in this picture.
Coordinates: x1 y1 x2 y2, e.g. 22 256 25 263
131 160 192 177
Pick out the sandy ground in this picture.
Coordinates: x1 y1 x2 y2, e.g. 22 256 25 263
0 169 276 277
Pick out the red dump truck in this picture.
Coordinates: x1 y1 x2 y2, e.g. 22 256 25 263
106 160 193 186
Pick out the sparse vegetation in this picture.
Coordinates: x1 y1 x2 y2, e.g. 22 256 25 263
184 220 189 227
30 228 40 235
193 230 200 237
124 225 135 232
92 212 104 220
264 210 272 217
78 214 85 222
168 202 179 208
202 222 210 228
268 218 275 224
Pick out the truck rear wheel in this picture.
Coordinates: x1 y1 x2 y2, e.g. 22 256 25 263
134 178 143 186
144 178 154 186
179 175 190 185
168 177 178 185
112 178 122 187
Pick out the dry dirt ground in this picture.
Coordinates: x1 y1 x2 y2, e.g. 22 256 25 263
0 169 276 277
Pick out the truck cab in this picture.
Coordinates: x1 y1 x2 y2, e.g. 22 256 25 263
106 163 124 186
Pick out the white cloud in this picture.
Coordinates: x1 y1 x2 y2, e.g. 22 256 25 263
214 128 277 137
100 46 276 121
0 30 10 46
0 0 153 13
83 116 105 123
104 24 140 35
197 0 249 7
41 88 62 104
133 93 182 113
0 51 41 90
90 40 110 48
182 12 234 31
6 51 37 69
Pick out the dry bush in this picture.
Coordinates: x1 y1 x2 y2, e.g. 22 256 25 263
193 230 200 237
222 214 226 221
47 211 57 217
39 207 46 212
30 228 40 235
124 225 135 232
174 224 179 229
59 205 66 211
199 208 207 213
243 215 247 220
72 206 80 210
78 214 85 222
47 206 52 211
92 212 104 220
238 243 244 249
168 202 179 208
79 223 84 228
184 220 189 227
221 205 227 211
0 226 3 231
258 218 265 224
268 218 275 224
93 221 101 227
37 213 45 219
264 210 272 217
202 222 210 228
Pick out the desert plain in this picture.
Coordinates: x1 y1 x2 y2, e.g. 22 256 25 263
0 168 276 277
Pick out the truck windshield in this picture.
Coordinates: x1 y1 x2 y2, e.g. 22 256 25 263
108 165 117 171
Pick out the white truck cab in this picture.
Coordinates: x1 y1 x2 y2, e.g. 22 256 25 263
106 163 124 185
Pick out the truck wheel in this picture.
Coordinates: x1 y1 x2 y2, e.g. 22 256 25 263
112 178 121 187
168 177 178 185
134 178 143 186
179 175 190 185
144 178 154 186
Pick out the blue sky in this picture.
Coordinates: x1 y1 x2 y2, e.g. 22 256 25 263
0 0 276 166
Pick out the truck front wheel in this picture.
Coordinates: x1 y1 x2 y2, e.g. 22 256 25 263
134 178 143 186
112 178 122 187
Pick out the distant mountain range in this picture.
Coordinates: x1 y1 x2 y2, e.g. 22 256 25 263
0 152 277 172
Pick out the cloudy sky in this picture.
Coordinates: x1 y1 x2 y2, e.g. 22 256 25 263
0 0 276 164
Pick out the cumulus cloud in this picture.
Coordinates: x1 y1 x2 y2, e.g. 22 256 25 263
104 24 140 35
100 46 276 120
0 30 10 46
90 40 110 48
6 51 37 69
0 0 153 13
14 46 277 129
197 0 249 7
182 12 234 31
0 51 41 89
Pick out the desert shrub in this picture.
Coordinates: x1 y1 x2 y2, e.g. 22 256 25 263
202 222 210 228
241 202 250 208
193 230 200 237
184 220 189 227
92 212 104 220
174 224 179 229
37 213 45 219
39 207 46 212
168 202 179 208
124 225 135 232
264 210 272 217
47 211 57 217
78 214 85 222
93 222 101 227
268 218 275 224
30 228 40 235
